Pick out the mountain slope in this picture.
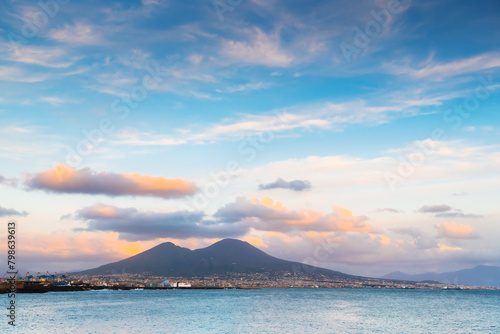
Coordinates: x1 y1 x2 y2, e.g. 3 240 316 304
382 265 500 287
77 238 355 279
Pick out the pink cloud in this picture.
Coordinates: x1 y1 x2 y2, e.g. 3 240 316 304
25 164 197 199
436 222 478 239
214 196 378 233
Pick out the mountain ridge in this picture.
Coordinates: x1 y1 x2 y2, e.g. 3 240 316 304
76 238 358 279
382 265 500 287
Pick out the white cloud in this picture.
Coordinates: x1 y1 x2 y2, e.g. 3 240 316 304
112 129 187 146
39 97 79 106
384 52 500 80
112 111 329 146
0 44 76 68
109 92 468 147
220 28 293 67
49 22 102 45
225 81 273 93
0 66 51 83
239 139 500 209
142 0 160 5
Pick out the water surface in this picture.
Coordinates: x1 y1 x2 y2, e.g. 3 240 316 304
4 289 500 333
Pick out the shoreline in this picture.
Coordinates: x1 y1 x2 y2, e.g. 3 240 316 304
2 285 497 294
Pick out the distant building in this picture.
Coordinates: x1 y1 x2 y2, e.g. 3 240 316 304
172 282 191 288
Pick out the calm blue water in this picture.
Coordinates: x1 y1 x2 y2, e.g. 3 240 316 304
3 289 499 333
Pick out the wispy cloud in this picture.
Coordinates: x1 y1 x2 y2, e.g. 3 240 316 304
49 22 103 45
40 97 79 106
0 66 51 83
376 208 403 214
111 96 445 147
112 130 187 146
0 44 77 68
435 212 483 219
384 52 500 80
224 81 273 93
112 111 329 146
220 28 293 67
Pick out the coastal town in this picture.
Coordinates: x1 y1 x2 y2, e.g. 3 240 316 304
1 271 498 293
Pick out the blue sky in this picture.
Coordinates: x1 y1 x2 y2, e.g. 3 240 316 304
0 0 499 277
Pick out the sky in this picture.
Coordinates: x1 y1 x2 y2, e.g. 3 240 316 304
0 0 499 277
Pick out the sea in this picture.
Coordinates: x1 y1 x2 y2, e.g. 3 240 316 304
4 288 500 333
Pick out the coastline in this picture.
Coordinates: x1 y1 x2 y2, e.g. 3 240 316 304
2 283 497 294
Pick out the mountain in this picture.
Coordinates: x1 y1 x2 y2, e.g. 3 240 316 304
76 239 358 279
382 265 500 287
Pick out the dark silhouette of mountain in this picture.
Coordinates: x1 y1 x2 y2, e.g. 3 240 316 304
77 239 357 279
382 265 500 287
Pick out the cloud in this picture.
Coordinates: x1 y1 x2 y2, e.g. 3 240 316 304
238 140 500 209
111 97 450 148
100 0 166 22
435 212 483 219
437 243 462 252
49 22 102 45
249 226 496 277
68 196 379 249
214 197 377 233
384 53 500 80
0 65 51 83
435 222 478 240
220 28 293 67
0 230 228 272
189 112 329 142
118 91 431 147
0 44 76 68
225 81 273 93
40 96 78 106
376 208 403 213
25 164 197 199
0 175 17 187
0 231 157 272
418 204 451 213
73 204 248 241
418 205 482 219
391 227 438 250
0 205 27 217
113 111 330 146
258 178 312 192
112 130 187 146
142 0 160 5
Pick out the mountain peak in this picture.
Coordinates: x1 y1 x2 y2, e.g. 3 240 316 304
216 238 244 243
149 241 183 251
76 238 352 278
202 238 262 255
159 242 177 247
212 238 251 247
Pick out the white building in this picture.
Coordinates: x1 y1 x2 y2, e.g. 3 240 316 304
172 282 191 288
